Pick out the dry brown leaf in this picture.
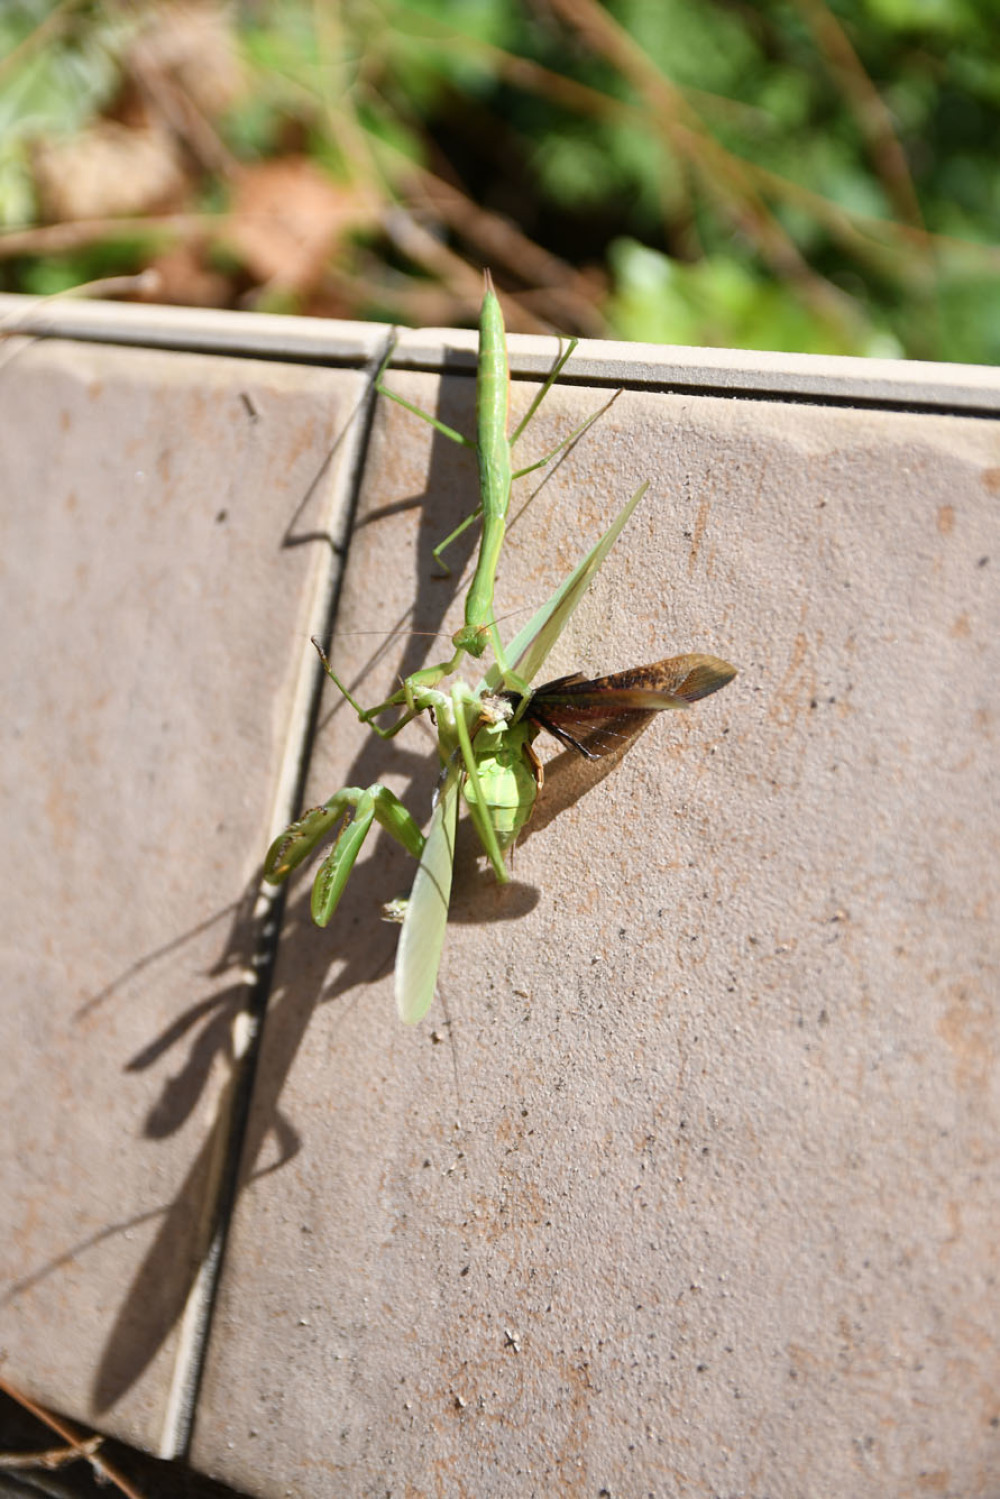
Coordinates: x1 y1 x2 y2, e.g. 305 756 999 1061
32 123 188 222
130 1 245 118
225 158 377 293
144 241 231 305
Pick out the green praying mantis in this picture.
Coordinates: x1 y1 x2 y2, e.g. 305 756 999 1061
264 275 736 1022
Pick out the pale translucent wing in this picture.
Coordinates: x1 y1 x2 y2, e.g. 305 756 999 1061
481 480 648 695
395 768 461 1024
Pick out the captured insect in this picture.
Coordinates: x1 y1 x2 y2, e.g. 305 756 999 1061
499 653 736 761
264 276 736 1021
454 654 736 905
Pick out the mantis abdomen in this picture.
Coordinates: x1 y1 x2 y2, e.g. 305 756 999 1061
461 721 540 849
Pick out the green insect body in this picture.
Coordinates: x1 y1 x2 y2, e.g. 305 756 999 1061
451 278 512 662
460 716 541 850
266 466 658 1022
264 275 736 1025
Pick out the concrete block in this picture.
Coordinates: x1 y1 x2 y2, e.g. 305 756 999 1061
0 332 366 1453
192 357 1000 1495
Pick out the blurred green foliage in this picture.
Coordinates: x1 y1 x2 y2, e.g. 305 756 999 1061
1 0 998 361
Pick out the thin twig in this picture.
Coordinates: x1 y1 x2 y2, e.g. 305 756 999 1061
0 212 207 260
0 1435 103 1470
0 1369 147 1499
545 0 860 336
792 0 923 229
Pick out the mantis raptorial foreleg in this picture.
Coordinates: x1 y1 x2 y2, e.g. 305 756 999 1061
264 783 425 926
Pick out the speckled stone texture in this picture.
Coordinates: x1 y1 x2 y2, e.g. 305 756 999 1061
1 303 996 1496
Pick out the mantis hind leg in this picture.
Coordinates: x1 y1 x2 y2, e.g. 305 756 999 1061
375 334 476 451
510 390 622 482
509 335 579 446
432 505 483 576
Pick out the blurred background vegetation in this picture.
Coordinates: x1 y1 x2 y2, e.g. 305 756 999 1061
1 0 997 360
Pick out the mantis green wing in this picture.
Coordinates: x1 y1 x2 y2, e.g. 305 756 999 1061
483 480 649 696
395 766 461 1024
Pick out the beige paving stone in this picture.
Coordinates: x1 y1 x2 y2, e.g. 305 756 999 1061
0 336 367 1453
194 362 1000 1494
